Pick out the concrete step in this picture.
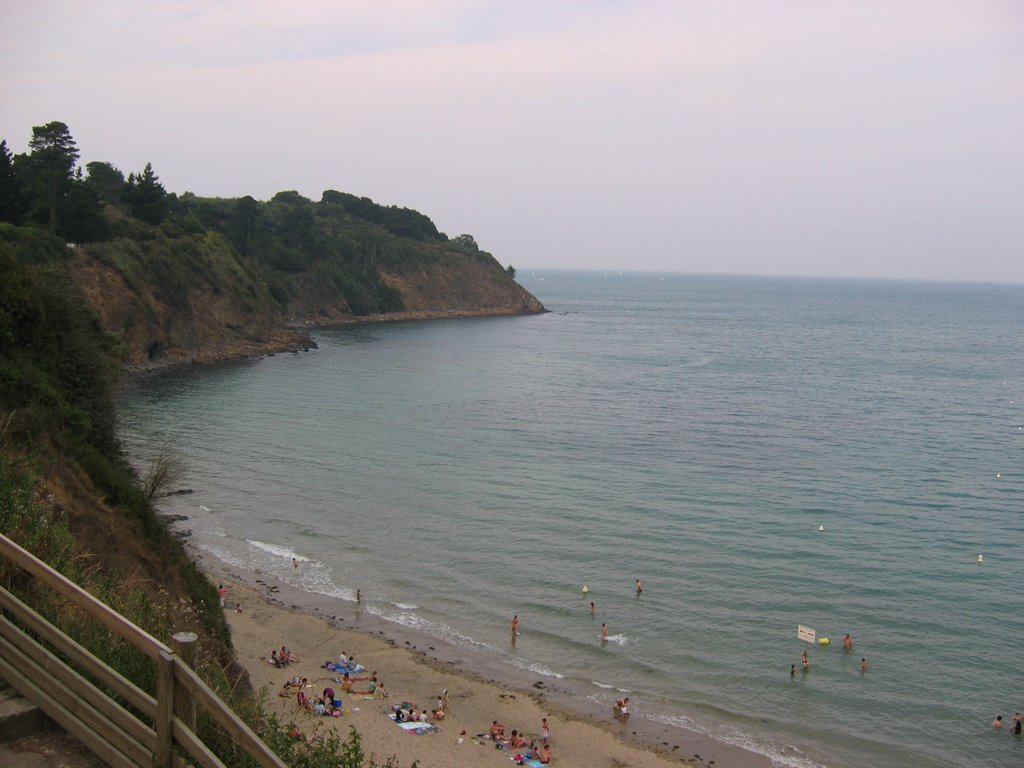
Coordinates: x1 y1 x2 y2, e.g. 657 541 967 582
0 728 106 767
0 688 47 744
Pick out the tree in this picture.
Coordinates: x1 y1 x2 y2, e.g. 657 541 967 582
453 234 478 252
142 444 187 499
506 265 516 279
20 121 80 230
0 140 26 224
57 178 109 242
123 162 166 225
85 161 125 206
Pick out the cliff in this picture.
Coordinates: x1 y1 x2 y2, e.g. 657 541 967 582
63 196 545 370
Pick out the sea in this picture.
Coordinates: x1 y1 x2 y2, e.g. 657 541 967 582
117 271 1024 768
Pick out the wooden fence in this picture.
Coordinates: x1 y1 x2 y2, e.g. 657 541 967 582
0 533 286 768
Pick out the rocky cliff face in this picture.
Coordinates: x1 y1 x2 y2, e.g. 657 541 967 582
69 246 545 371
70 252 311 370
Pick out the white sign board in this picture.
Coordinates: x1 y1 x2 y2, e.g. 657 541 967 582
797 625 816 643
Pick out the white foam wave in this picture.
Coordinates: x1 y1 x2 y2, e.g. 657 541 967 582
644 712 828 768
506 656 565 679
592 681 616 689
248 540 306 561
605 633 627 645
393 602 418 610
200 543 247 569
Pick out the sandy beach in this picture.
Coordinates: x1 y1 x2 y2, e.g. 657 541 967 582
205 557 770 768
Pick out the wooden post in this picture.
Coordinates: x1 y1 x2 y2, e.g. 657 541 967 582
155 650 175 768
170 632 198 732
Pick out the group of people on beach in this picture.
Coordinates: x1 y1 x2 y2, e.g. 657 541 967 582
274 647 394 726
482 716 551 763
266 645 299 668
992 711 1023 735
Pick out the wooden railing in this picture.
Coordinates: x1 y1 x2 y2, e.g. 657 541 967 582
0 533 286 768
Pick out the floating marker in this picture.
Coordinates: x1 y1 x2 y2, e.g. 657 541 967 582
978 554 984 563
996 473 1002 479
582 585 589 593
818 524 825 532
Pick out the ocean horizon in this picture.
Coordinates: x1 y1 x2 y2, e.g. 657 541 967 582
118 270 1024 768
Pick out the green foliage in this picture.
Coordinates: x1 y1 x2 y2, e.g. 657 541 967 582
85 161 125 205
0 140 27 224
321 190 440 241
123 162 167 225
16 121 80 231
506 264 516 279
0 248 120 456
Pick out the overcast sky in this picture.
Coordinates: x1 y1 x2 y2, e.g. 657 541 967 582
2 1 1022 282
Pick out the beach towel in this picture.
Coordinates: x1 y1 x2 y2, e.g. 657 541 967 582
388 713 439 735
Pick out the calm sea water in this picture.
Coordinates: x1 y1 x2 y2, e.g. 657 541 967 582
118 272 1024 768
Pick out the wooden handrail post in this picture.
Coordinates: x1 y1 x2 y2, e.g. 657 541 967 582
170 632 198 732
155 650 175 768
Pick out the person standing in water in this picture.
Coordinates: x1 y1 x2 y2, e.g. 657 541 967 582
511 614 519 636
842 633 852 651
589 601 596 615
635 578 643 595
802 649 810 670
356 589 362 605
601 623 608 643
860 657 869 672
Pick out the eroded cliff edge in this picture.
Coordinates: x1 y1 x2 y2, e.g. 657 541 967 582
64 200 545 371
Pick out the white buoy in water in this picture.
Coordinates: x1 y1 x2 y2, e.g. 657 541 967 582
978 554 984 563
996 473 1002 479
582 585 589 593
818 524 825 532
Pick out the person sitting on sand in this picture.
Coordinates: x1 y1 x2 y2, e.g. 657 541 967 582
539 744 551 764
313 698 326 716
281 675 307 691
524 741 538 759
375 679 389 698
508 730 526 748
489 720 505 739
296 690 311 709
281 646 299 663
350 679 377 696
614 697 630 717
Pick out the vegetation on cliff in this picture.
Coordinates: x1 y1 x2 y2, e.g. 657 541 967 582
2 121 543 368
2 119 537 765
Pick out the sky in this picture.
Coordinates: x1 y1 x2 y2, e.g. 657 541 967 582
2 1 1023 282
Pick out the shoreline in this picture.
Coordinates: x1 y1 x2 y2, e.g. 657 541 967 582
178 524 770 768
126 306 548 375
